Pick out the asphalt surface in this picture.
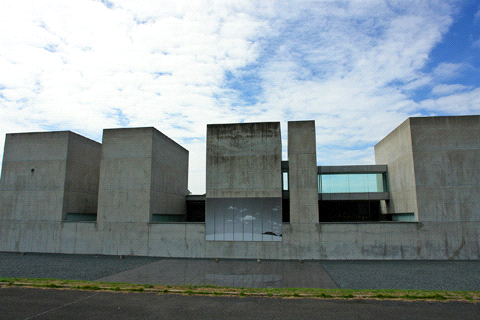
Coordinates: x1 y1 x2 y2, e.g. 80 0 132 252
1 286 479 320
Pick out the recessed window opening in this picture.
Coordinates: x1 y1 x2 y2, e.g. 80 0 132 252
319 173 386 193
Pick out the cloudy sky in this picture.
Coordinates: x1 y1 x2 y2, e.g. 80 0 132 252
1 0 479 194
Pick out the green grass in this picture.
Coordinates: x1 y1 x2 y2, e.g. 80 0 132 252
0 278 479 302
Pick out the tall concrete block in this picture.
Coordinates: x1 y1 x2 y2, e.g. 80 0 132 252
0 131 101 222
64 132 102 215
376 116 480 222
151 129 189 217
206 122 282 241
374 119 418 218
410 116 480 222
97 127 189 224
288 121 319 224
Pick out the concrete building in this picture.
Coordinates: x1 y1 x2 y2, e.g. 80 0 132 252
0 115 479 259
205 122 283 241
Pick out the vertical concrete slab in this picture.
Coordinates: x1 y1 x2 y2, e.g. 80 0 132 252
206 122 282 241
0 131 101 254
206 122 282 198
150 129 189 216
64 132 102 217
97 127 188 224
375 119 418 219
377 116 480 222
0 132 69 222
288 121 318 224
97 128 154 223
0 131 101 221
409 116 480 222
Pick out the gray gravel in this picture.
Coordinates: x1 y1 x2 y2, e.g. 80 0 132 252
1 252 479 290
0 252 159 281
321 260 480 291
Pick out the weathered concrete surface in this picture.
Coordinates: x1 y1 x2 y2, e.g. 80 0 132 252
375 115 480 222
64 132 102 215
205 122 282 241
375 119 418 218
288 121 318 224
410 116 480 222
0 131 101 221
1 117 480 260
97 127 188 223
206 122 282 198
0 219 479 259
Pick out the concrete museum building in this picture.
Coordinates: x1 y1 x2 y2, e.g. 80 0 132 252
1 115 479 260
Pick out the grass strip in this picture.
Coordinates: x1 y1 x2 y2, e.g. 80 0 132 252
0 277 479 302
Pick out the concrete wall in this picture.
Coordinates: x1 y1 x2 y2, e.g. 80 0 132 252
151 129 189 216
2 219 478 260
1 118 480 260
205 122 282 241
97 127 189 223
206 122 282 198
375 116 480 223
374 119 418 218
410 116 480 222
0 131 101 221
64 132 102 216
288 121 319 224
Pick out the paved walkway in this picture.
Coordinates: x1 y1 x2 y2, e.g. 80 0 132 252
1 252 480 290
97 259 339 288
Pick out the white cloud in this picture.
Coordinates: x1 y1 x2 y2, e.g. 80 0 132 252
419 88 480 114
431 84 473 95
433 62 471 80
0 0 476 194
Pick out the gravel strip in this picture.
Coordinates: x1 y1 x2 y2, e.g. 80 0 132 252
320 260 480 291
0 252 160 281
1 252 479 290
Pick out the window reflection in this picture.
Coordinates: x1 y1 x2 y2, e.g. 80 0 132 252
319 173 386 193
206 198 282 241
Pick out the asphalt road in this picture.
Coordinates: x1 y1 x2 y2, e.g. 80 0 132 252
1 287 479 320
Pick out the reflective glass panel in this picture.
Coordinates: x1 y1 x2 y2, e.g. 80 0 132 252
282 172 289 191
319 173 386 193
205 197 282 241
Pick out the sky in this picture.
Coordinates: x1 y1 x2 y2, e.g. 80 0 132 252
1 0 479 194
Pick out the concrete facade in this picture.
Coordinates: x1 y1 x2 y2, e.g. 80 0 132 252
0 116 480 260
205 122 282 241
97 127 189 223
288 121 319 224
0 131 101 222
375 116 480 223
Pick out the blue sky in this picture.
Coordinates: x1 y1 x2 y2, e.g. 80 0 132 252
0 0 479 193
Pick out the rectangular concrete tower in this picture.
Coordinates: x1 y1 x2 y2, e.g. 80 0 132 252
375 115 480 222
0 131 101 222
97 127 189 223
288 121 318 224
206 122 282 241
